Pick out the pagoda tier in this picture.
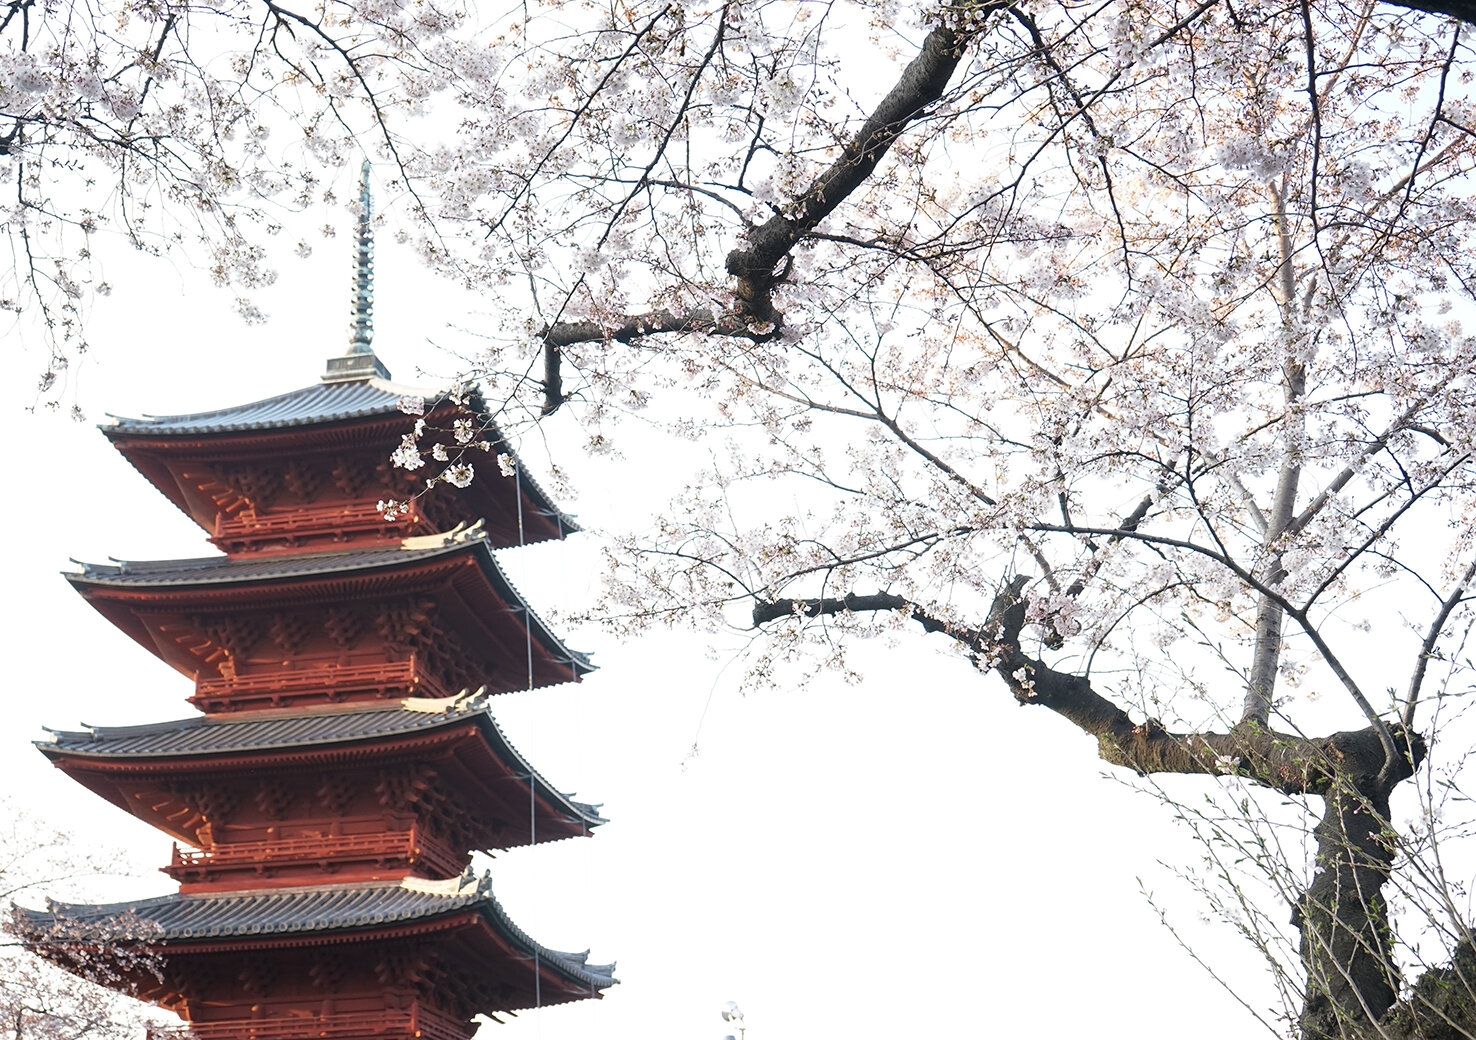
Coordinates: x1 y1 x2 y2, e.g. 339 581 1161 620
104 378 575 554
14 874 616 1034
68 528 592 712
38 695 603 891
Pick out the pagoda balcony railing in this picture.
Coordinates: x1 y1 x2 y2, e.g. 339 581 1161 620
152 1005 469 1040
168 827 466 879
192 657 452 710
213 501 426 547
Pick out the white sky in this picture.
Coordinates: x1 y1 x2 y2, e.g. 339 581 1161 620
0 199 1315 1040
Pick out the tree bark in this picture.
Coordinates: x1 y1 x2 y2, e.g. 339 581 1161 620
1383 0 1476 23
724 12 982 321
1298 774 1407 1039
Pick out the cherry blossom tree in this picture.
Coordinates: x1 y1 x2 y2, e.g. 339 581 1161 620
17 0 1476 1035
0 0 481 398
394 1 1476 1037
0 799 160 1040
1 0 1470 384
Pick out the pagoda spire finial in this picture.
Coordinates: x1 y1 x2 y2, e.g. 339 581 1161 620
350 159 374 354
323 160 391 383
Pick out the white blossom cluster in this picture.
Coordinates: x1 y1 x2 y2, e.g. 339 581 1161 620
414 1 1476 738
14 0 1476 740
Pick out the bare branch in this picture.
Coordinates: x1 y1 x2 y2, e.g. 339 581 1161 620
1403 554 1476 728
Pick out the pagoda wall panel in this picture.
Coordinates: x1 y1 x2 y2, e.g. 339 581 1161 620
78 549 581 707
157 941 485 1040
127 914 592 1026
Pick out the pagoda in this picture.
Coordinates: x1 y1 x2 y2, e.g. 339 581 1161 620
15 165 614 1039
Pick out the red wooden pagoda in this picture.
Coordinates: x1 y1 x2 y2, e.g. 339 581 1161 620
17 165 614 1040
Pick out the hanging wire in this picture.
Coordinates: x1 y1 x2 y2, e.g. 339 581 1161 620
515 459 526 548
514 459 543 1022
529 764 540 1015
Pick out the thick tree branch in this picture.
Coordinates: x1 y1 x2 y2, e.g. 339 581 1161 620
1383 0 1476 22
538 6 990 415
752 577 1424 795
1026 517 1405 770
751 573 1429 1036
752 590 933 628
1285 397 1430 540
538 309 781 414
724 13 984 321
1242 180 1308 729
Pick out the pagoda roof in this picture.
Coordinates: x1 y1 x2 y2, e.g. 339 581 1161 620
102 376 578 542
67 527 593 683
70 527 553 593
105 377 435 436
37 694 605 829
14 873 616 992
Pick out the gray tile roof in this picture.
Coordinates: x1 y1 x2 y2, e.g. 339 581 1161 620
67 532 593 677
14 875 616 990
72 542 453 585
104 377 426 435
38 695 605 826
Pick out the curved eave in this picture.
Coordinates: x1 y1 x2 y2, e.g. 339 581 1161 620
35 698 606 833
472 540 595 679
14 876 617 995
64 535 593 684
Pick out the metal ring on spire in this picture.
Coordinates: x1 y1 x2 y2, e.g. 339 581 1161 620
350 159 375 354
322 160 391 383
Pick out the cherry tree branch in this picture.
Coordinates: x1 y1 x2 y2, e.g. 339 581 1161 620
1284 397 1430 538
539 309 781 415
1402 553 1476 728
1027 517 1405 774
723 11 987 322
751 576 1424 792
538 4 996 414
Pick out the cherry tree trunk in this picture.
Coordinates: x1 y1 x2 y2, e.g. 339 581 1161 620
1298 779 1402 1039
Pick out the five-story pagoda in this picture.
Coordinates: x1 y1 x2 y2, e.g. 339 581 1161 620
15 165 614 1039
